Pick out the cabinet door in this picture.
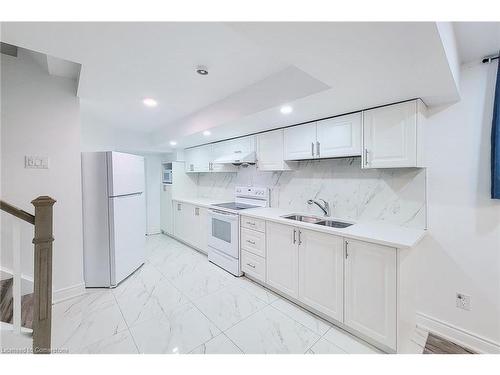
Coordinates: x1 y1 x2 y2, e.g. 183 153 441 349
266 221 298 298
160 185 173 235
362 101 417 168
283 123 317 160
256 129 291 171
173 201 183 239
316 113 361 158
184 146 210 173
210 141 238 173
344 239 397 350
298 229 343 321
195 206 208 254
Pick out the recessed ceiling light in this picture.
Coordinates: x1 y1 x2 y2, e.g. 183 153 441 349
196 65 208 75
203 130 211 136
280 105 293 114
169 141 177 146
143 98 158 107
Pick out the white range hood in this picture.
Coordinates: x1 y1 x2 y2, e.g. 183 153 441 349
212 150 256 165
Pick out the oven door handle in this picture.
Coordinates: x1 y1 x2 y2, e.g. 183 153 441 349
209 209 239 220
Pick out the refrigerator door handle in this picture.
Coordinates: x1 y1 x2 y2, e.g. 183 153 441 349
110 192 143 198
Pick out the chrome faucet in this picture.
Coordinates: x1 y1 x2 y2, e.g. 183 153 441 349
307 198 330 217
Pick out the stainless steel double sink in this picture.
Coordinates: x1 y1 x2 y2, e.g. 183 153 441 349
281 214 353 228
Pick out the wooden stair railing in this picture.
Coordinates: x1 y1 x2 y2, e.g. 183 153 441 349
0 196 56 354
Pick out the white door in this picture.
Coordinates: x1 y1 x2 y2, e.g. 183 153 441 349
298 229 343 321
344 239 397 350
283 123 317 160
362 101 417 168
108 193 146 285
266 221 298 298
316 113 362 158
256 129 291 171
107 152 145 196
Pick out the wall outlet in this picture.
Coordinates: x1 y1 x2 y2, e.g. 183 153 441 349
25 155 49 169
456 293 471 311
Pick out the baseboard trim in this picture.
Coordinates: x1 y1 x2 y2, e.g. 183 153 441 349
52 282 86 304
416 312 500 354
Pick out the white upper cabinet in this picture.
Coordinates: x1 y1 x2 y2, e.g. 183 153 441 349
284 113 362 161
298 229 344 322
283 123 317 160
184 144 211 173
362 99 426 169
256 129 292 171
344 239 397 350
316 113 362 158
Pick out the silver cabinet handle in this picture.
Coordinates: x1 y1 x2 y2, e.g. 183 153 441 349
311 142 314 157
246 221 256 226
190 164 194 171
364 148 369 166
293 229 297 244
246 239 256 245
345 240 349 259
195 207 200 216
234 150 242 154
298 230 302 245
316 141 320 157
246 263 256 269
177 203 181 211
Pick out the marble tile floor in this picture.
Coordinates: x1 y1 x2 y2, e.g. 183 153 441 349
48 234 422 354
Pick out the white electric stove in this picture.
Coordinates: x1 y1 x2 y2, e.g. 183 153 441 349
207 186 270 276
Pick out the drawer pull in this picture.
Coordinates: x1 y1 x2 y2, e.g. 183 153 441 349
246 239 256 245
246 221 256 226
246 263 256 268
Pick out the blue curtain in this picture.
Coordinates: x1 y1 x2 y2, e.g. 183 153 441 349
492 54 500 199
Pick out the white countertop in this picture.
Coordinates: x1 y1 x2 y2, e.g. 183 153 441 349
172 197 426 249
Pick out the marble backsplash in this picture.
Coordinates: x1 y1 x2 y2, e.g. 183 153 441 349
191 157 427 229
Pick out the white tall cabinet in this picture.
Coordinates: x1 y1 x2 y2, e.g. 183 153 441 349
344 239 397 349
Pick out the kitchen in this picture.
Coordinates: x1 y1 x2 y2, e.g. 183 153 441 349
1 16 499 366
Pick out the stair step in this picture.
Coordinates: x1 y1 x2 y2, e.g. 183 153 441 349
0 278 34 329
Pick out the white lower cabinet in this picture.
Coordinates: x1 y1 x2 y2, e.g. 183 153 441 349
344 239 397 350
262 220 407 352
172 201 208 253
266 221 299 298
298 229 344 322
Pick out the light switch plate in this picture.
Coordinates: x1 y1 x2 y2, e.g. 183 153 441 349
25 155 49 169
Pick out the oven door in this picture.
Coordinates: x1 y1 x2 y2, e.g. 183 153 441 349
207 209 239 259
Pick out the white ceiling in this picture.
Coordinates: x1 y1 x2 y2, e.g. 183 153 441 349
453 22 500 64
2 21 493 151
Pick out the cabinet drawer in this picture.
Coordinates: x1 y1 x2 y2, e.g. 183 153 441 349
241 250 266 282
241 227 266 257
241 216 265 232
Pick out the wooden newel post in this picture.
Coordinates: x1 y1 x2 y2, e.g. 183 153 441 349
31 196 56 354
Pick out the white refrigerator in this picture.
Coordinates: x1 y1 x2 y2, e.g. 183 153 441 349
81 151 146 287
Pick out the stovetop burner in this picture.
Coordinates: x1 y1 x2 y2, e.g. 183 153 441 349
211 202 259 210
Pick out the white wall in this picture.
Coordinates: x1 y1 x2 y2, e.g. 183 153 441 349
416 61 500 352
1 50 85 301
